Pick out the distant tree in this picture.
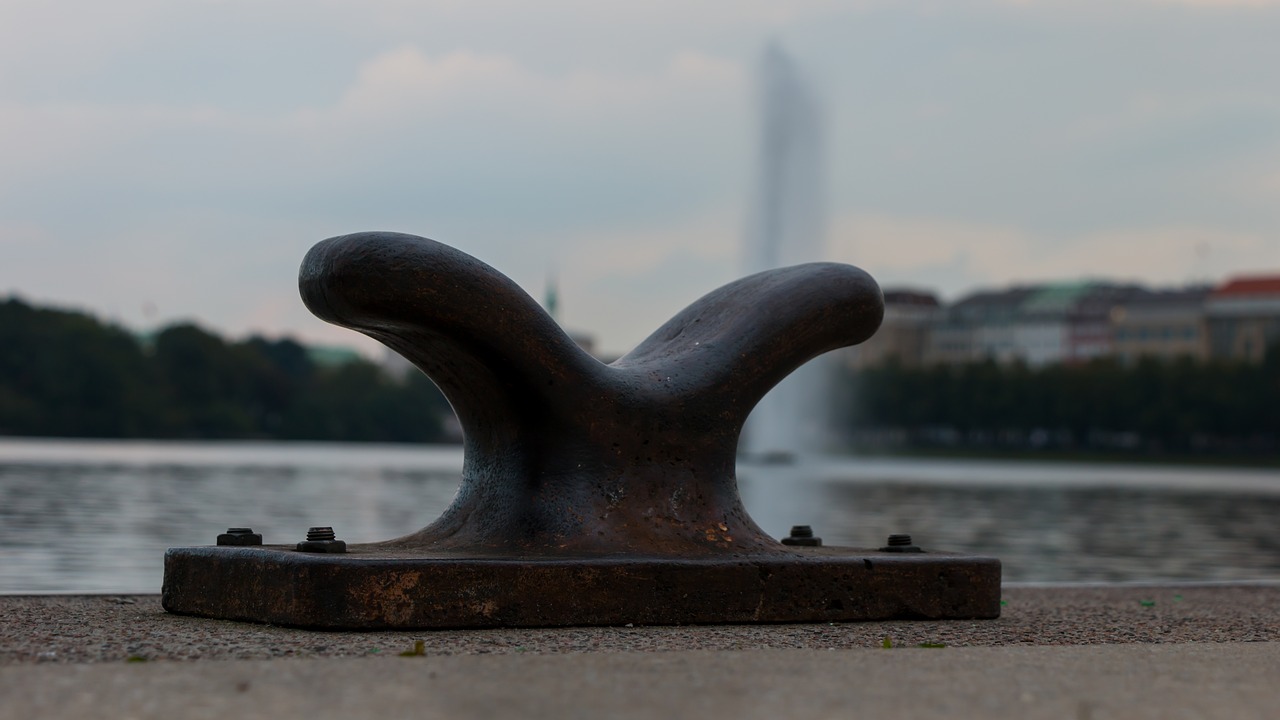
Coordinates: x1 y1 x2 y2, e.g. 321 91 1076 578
840 348 1280 459
0 295 453 443
152 324 267 437
0 297 161 437
285 362 449 442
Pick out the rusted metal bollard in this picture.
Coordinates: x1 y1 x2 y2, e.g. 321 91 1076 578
161 232 1000 629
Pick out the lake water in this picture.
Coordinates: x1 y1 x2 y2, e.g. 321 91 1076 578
2 438 1279 593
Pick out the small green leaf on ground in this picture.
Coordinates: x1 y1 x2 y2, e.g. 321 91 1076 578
1173 595 1183 602
881 636 893 649
370 648 381 654
917 643 947 649
515 646 527 653
1000 600 1008 606
400 640 426 657
1139 599 1156 607
125 655 147 663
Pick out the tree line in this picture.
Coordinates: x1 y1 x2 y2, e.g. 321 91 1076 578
0 297 452 442
6 294 1279 457
840 350 1280 458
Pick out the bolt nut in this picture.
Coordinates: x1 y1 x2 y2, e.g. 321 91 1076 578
297 526 346 553
217 528 262 546
781 524 822 547
879 533 923 553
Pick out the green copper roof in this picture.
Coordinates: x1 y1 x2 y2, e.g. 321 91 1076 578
1021 281 1094 314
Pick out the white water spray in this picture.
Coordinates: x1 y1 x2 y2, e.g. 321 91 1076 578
741 43 833 461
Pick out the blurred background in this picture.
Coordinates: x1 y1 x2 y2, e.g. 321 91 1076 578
3 0 1280 592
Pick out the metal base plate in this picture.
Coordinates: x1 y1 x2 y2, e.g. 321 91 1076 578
162 545 1001 630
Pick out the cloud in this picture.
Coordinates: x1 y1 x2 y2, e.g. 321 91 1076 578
1005 0 1280 6
332 49 529 122
321 45 744 126
1 40 750 352
551 207 742 355
5 0 1280 357
1157 0 1280 6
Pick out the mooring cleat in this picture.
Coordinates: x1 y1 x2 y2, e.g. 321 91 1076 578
162 232 1000 629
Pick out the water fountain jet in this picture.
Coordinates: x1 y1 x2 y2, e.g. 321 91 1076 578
742 43 836 462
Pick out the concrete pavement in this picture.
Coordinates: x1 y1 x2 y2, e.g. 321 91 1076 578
2 585 1278 719
3 643 1278 719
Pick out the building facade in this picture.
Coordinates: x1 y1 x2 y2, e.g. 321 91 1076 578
1205 276 1280 363
843 288 941 369
1110 287 1210 363
850 276 1276 369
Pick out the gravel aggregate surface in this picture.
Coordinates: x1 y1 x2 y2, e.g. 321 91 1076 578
5 644 1280 720
3 584 1277 665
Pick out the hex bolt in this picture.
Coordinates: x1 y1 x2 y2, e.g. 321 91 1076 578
297 526 347 553
216 527 262 546
781 525 822 547
880 533 923 553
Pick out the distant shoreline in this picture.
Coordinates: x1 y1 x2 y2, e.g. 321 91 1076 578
7 430 1280 471
5 434 1280 474
841 445 1280 470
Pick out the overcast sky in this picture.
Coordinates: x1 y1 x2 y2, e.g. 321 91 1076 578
4 0 1280 356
